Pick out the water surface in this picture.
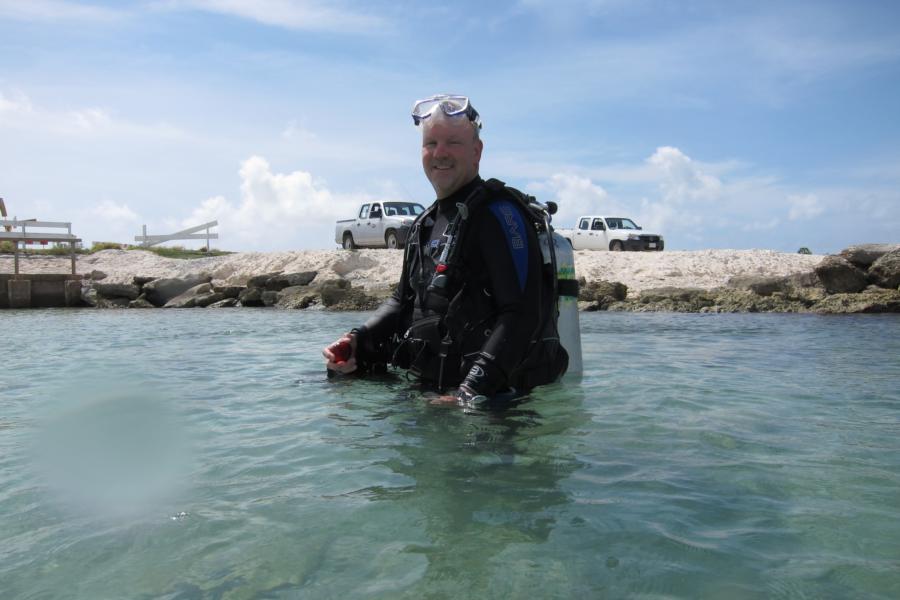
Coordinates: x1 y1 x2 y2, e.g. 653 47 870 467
2 309 898 598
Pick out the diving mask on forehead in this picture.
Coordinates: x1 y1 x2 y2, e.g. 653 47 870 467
411 94 482 129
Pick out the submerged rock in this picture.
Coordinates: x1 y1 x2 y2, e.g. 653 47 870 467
276 285 319 310
579 280 627 310
128 296 155 309
207 298 238 308
812 288 900 314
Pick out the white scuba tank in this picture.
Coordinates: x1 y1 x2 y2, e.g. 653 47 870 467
540 230 583 376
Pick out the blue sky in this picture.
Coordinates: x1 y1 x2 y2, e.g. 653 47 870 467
1 0 898 253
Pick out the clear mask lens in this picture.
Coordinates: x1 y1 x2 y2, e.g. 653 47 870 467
412 94 480 128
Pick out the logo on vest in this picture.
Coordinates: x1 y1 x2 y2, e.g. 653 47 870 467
499 204 524 250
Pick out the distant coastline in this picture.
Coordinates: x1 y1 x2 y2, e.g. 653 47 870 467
2 246 898 313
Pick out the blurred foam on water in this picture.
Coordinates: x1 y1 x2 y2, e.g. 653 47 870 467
31 373 192 518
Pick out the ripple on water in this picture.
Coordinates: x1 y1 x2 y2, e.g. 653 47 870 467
1 310 899 598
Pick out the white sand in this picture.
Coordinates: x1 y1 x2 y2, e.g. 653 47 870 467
1 248 825 294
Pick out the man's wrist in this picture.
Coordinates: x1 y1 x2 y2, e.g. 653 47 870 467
456 385 488 407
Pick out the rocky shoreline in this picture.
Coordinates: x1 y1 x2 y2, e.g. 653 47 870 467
68 244 900 314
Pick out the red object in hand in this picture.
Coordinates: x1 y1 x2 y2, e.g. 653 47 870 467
332 340 352 362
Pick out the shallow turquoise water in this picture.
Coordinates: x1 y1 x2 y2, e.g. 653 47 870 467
2 309 899 599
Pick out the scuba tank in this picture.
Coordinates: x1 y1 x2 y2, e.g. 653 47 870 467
543 230 583 376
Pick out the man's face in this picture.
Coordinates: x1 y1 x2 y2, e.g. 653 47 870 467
421 117 483 199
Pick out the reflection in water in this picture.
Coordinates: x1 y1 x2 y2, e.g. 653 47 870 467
330 384 591 596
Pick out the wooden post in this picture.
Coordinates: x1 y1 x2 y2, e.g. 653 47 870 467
13 240 19 275
70 241 76 275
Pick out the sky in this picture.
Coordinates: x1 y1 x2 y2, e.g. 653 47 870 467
1 0 898 253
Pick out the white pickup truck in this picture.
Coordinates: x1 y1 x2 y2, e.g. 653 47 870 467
335 201 426 249
557 216 664 251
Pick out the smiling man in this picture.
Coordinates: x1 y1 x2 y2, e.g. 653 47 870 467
324 94 567 406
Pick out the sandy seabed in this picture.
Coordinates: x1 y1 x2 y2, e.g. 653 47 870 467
1 248 825 295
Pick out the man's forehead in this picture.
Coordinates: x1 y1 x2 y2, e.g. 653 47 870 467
422 118 474 138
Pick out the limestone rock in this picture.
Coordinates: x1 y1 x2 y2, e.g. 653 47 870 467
81 286 129 308
579 280 628 302
839 244 900 269
316 278 380 310
868 249 900 289
88 269 107 281
577 280 627 310
265 271 317 291
164 283 213 308
276 285 319 310
81 286 99 307
784 271 822 289
812 288 900 314
238 287 263 307
261 290 279 306
94 282 140 300
211 284 243 298
727 275 788 296
128 296 155 309
612 286 819 313
143 273 212 306
814 256 868 294
316 279 352 306
133 276 157 286
194 292 227 308
208 298 238 308
246 272 282 288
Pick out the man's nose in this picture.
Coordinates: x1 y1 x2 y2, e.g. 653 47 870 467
432 141 450 158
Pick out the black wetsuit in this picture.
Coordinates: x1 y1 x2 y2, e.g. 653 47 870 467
353 176 551 397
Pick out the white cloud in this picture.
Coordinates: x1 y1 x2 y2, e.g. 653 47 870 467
742 218 781 232
0 88 188 140
281 120 317 142
164 0 385 33
647 146 722 204
527 173 617 227
787 193 824 221
0 89 35 117
185 156 374 250
0 0 122 21
92 200 140 223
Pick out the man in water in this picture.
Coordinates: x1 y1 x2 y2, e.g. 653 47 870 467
323 94 566 405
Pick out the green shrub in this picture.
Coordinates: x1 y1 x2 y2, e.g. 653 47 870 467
0 240 14 253
129 245 232 259
798 247 812 255
44 245 77 256
90 241 124 252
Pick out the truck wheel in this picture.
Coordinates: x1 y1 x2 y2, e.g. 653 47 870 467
342 233 356 250
610 241 624 251
385 230 399 249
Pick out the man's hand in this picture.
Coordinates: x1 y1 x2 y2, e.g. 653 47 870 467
323 333 358 374
427 385 487 406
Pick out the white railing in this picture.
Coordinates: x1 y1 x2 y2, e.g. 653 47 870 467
0 219 81 274
135 220 219 250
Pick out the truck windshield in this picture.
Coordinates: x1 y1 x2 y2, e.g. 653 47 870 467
383 202 425 217
606 218 640 230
